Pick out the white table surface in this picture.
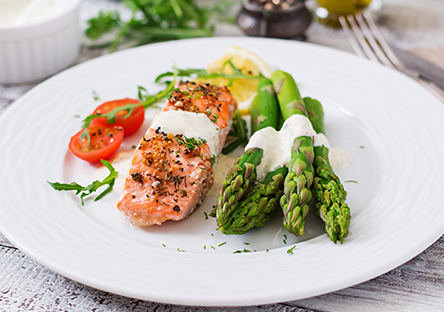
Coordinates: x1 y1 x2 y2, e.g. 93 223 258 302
1 0 444 311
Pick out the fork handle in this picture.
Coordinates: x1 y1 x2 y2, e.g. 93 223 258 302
417 78 444 104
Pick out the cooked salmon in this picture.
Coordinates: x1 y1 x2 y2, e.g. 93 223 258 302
117 82 237 226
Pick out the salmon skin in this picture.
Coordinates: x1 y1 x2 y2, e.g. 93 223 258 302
117 81 237 226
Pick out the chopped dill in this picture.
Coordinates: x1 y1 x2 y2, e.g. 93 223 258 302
287 245 296 254
92 90 99 101
344 180 358 184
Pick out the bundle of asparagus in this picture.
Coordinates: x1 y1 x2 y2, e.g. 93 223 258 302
213 70 351 243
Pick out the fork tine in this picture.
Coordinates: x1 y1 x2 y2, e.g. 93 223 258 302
354 13 395 69
362 12 406 70
346 14 379 63
338 15 366 59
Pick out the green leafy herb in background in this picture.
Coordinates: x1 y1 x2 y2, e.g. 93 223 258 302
85 0 238 53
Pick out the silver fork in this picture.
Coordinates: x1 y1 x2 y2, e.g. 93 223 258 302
339 11 444 103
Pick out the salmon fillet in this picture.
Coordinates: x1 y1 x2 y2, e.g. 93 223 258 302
117 81 237 226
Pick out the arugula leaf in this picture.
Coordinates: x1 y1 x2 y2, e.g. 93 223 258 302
47 160 118 206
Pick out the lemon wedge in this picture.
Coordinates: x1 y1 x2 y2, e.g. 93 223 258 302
204 46 272 112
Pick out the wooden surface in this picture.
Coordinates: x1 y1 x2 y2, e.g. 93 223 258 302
2 0 444 311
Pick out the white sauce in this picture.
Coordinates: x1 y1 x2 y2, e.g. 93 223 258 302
0 0 72 26
150 110 220 156
245 114 351 181
245 115 317 181
329 147 353 171
208 154 238 196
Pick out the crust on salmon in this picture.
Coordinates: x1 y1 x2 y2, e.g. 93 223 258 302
117 82 237 226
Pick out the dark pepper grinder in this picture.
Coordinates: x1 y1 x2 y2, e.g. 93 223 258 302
237 0 313 39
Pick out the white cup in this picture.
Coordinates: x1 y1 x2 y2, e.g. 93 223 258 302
0 0 81 84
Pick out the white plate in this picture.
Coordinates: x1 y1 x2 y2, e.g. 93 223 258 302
1 37 444 306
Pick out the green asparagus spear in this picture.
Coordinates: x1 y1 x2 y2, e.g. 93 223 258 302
218 167 288 234
214 78 283 233
304 97 351 243
215 148 263 225
251 79 279 135
272 70 314 236
272 70 306 120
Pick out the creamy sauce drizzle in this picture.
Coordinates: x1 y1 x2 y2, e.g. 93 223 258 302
245 114 351 181
329 147 353 171
150 110 220 156
207 154 238 197
245 115 317 181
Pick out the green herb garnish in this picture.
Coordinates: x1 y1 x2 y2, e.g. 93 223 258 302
80 78 176 146
211 114 220 123
287 245 296 254
47 160 117 205
84 0 237 53
221 109 248 154
174 135 207 152
92 90 100 101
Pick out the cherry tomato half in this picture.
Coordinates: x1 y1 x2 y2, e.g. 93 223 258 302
90 98 144 136
69 124 124 163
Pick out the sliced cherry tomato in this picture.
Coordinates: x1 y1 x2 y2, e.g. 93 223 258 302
90 98 144 136
69 124 124 163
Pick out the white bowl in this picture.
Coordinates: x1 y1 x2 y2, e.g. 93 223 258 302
0 0 81 84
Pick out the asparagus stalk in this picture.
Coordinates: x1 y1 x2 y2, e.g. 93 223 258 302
251 79 279 135
273 70 314 236
218 167 287 234
214 78 284 233
215 148 263 226
304 97 351 243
